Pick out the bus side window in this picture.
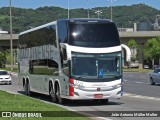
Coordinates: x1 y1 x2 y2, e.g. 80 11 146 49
30 59 48 75
48 26 57 47
48 59 59 76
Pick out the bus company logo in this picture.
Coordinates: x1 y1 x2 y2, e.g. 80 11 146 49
97 87 101 91
2 112 11 117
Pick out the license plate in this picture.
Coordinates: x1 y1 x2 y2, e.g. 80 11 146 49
94 94 103 98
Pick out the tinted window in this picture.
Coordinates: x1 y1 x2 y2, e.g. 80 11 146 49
19 34 29 48
29 59 59 76
48 59 59 76
19 25 57 48
29 59 48 75
47 26 57 47
57 21 68 43
154 69 160 73
69 22 120 48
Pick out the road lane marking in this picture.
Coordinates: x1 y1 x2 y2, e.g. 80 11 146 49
124 80 148 85
124 93 160 101
123 79 128 81
135 82 143 84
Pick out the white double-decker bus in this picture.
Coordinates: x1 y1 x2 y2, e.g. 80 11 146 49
18 18 122 104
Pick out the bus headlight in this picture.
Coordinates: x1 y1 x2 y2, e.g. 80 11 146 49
73 84 85 89
112 84 122 89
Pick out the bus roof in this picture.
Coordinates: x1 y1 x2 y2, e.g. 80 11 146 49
59 18 112 23
19 18 113 35
19 21 57 35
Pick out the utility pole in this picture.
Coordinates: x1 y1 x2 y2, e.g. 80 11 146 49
10 0 13 70
108 0 116 21
86 0 90 18
68 0 70 19
95 10 102 18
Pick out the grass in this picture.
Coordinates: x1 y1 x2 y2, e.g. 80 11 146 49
123 68 153 73
0 66 18 73
0 90 90 120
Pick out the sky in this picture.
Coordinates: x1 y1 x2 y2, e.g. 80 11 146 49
0 0 160 10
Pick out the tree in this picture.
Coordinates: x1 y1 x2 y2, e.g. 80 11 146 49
0 51 6 68
143 37 160 68
128 39 138 62
0 4 159 33
128 39 138 48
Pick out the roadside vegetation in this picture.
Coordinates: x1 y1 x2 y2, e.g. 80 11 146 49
0 4 159 33
143 37 160 68
124 37 160 69
0 90 89 120
0 67 17 73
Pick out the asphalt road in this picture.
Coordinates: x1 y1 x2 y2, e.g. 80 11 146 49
0 73 23 94
123 72 160 97
0 72 160 120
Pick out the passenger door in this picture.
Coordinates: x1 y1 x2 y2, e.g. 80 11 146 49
152 69 157 82
157 69 160 83
154 69 159 83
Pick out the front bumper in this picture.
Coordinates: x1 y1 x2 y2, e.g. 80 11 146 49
0 80 12 84
62 87 122 100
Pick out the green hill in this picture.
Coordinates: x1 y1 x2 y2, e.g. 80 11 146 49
0 3 159 33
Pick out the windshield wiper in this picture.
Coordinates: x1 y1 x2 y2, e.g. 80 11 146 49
100 74 121 79
75 76 82 80
113 75 120 79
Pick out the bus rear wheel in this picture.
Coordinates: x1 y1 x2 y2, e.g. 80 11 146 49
24 81 31 96
49 83 57 103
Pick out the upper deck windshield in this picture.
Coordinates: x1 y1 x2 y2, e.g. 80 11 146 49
69 22 120 48
71 52 122 81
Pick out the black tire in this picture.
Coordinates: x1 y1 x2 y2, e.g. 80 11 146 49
100 99 109 104
24 81 31 96
150 78 155 85
49 83 57 103
56 84 66 104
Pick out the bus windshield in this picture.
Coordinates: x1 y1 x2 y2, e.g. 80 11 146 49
71 52 122 80
69 22 120 48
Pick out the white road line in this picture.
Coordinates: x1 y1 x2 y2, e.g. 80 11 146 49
124 93 160 101
135 81 142 84
123 79 128 81
124 80 148 85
